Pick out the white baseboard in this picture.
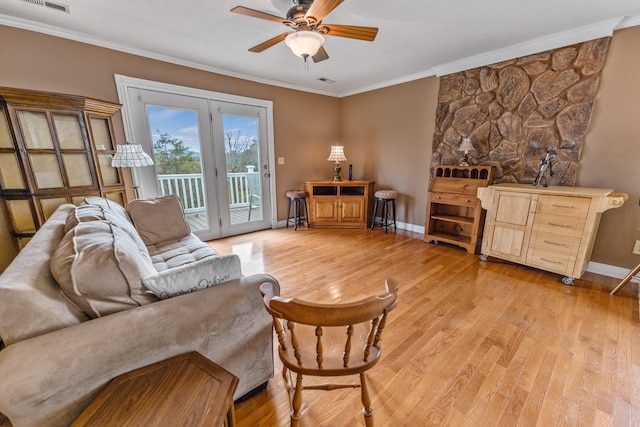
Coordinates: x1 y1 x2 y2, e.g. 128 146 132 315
586 261 640 283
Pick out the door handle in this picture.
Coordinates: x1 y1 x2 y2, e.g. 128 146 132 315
263 172 270 178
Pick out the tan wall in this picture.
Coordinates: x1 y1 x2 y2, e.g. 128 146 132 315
340 79 439 226
1 24 639 272
578 26 640 269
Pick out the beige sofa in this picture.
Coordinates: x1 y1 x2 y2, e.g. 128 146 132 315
0 196 279 426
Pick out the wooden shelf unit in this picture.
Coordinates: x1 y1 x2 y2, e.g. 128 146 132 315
304 180 375 229
477 183 627 284
424 165 494 254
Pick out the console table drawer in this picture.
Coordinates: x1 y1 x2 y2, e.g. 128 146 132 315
429 192 477 207
532 214 585 238
536 195 590 218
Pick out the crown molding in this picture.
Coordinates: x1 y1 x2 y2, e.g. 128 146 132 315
431 17 625 77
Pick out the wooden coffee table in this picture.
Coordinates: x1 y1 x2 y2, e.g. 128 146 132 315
72 352 239 426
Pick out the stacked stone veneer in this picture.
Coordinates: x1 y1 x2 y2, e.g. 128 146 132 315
432 38 609 185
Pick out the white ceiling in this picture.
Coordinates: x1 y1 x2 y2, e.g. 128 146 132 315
1 0 639 97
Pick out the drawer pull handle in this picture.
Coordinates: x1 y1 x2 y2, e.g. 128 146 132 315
543 240 566 246
549 223 570 228
541 257 562 264
551 204 574 209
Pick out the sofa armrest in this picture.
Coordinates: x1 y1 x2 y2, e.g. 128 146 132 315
0 273 280 427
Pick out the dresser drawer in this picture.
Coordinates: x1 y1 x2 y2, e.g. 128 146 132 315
527 248 576 274
532 214 585 238
536 195 590 218
528 231 581 256
429 192 477 207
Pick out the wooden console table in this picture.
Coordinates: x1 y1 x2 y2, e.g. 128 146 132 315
72 352 238 426
304 180 375 228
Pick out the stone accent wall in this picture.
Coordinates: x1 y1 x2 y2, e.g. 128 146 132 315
432 38 609 185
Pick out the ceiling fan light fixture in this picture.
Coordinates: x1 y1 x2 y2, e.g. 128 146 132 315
285 31 324 58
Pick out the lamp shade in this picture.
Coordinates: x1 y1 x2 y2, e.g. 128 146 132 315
285 31 325 58
111 143 154 168
458 138 474 153
327 145 347 162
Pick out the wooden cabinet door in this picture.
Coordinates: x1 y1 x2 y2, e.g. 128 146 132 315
310 198 338 223
339 197 364 223
483 191 535 262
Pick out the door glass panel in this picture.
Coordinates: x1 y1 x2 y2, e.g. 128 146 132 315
53 114 84 149
63 154 93 186
222 114 261 225
40 197 68 220
6 199 35 233
0 109 12 148
146 106 207 232
30 153 63 188
18 111 54 149
0 153 25 189
89 117 114 150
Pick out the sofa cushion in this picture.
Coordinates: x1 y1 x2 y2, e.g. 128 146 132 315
126 195 191 246
51 220 158 318
147 233 219 272
142 254 242 299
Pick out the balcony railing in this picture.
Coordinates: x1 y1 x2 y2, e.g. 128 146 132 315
157 172 257 213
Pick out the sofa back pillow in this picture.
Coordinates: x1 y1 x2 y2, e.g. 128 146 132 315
65 202 151 262
51 220 158 318
126 195 191 246
142 254 242 299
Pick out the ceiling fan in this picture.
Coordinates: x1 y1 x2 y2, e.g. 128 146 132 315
231 0 378 64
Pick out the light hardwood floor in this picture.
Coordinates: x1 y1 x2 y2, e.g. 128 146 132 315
209 227 640 427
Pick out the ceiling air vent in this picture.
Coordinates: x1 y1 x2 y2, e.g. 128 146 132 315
20 0 70 13
318 78 336 84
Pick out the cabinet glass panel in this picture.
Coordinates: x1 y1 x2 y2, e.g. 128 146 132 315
40 197 68 220
18 237 32 250
53 114 84 149
90 117 114 150
6 199 35 233
0 109 12 148
0 153 25 189
18 111 54 149
98 153 120 185
62 154 93 186
105 191 125 206
29 153 64 188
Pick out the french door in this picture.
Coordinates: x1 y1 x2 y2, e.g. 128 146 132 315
119 80 274 241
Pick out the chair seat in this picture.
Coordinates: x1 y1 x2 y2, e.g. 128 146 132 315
374 190 397 199
286 190 307 199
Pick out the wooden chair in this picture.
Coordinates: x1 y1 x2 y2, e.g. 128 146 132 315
260 278 399 427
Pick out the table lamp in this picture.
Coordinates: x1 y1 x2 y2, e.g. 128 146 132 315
327 145 347 182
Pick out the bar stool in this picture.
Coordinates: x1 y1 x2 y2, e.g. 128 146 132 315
286 190 309 231
370 190 397 233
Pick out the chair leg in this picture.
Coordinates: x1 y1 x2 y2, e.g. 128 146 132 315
360 372 374 426
293 199 300 231
291 373 303 427
392 199 397 232
382 200 388 233
286 198 292 228
303 199 310 228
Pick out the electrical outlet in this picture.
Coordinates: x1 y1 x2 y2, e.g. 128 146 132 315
633 240 640 255
278 157 285 165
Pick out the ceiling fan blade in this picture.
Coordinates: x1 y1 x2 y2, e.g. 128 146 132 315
248 32 292 53
312 47 329 63
305 0 344 23
231 6 291 24
320 24 378 41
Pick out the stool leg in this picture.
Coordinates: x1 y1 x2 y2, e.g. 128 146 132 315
392 199 397 232
286 198 292 228
293 199 299 231
370 199 378 229
303 199 310 228
382 200 388 233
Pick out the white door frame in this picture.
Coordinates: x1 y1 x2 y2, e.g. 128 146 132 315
114 74 278 231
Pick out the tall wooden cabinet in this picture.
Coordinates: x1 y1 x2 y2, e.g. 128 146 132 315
424 165 494 254
304 180 375 228
477 183 627 284
0 87 126 250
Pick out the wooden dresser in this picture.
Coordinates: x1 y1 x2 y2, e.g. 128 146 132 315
477 183 627 284
424 165 494 254
304 180 375 228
